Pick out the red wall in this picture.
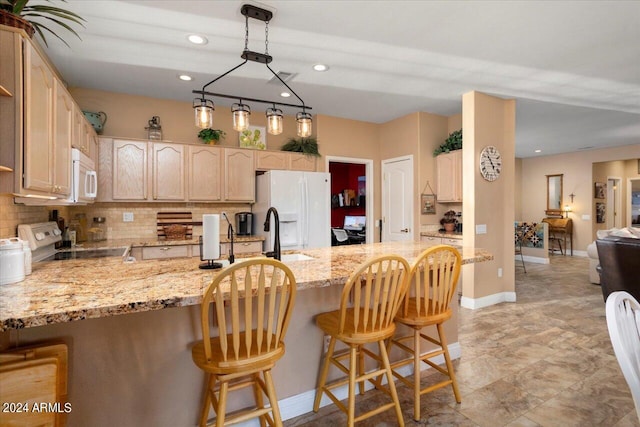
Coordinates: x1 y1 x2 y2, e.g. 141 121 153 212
329 162 366 228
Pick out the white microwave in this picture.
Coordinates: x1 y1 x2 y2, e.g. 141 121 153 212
70 148 97 204
15 148 97 205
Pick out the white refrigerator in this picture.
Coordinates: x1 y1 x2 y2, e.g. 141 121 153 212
254 170 331 251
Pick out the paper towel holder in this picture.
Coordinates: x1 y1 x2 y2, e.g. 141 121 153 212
199 236 222 270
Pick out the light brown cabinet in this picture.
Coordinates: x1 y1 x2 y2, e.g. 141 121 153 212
52 81 72 196
152 142 185 201
254 151 316 172
112 139 148 200
224 148 255 202
436 150 462 203
187 145 222 201
23 41 55 194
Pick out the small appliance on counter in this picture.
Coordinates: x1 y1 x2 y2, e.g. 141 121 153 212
235 212 253 236
0 238 26 285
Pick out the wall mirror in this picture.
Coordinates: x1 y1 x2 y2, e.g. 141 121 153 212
546 174 563 215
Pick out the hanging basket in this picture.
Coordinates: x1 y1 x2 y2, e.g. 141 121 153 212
0 11 35 38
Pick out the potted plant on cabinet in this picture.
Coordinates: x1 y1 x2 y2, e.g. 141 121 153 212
440 210 458 232
0 0 85 47
433 129 462 156
197 128 226 144
281 137 320 157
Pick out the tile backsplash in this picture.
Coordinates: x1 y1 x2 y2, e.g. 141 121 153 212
0 195 252 240
69 203 253 240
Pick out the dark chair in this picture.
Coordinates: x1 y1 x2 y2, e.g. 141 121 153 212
596 236 640 302
331 228 349 246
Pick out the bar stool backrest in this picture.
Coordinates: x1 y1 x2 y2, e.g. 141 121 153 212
339 255 411 335
200 259 297 363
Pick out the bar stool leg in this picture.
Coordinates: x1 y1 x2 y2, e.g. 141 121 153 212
348 345 357 427
263 369 282 426
199 375 215 427
252 373 267 427
438 323 461 403
413 329 421 421
216 381 228 427
379 340 405 427
313 336 336 412
358 346 365 395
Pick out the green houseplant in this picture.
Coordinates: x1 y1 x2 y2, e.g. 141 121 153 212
0 0 85 47
280 137 320 157
433 129 462 157
440 209 458 232
197 128 226 144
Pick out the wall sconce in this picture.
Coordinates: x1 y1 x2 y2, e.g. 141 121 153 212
146 116 162 141
563 204 572 218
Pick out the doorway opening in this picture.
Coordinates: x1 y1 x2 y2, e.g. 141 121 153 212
326 156 374 244
629 178 640 228
606 177 622 229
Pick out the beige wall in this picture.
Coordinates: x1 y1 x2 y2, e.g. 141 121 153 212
69 87 297 149
520 145 640 253
515 158 523 221
462 91 516 302
0 195 70 239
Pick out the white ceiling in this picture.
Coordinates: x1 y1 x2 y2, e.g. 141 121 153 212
40 0 640 158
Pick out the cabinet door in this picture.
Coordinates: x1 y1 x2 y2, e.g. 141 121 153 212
87 122 99 165
152 142 185 200
289 153 316 171
420 235 441 247
112 139 148 200
72 106 90 155
224 148 255 202
52 81 72 196
436 150 462 202
255 151 287 170
23 42 54 193
188 145 221 201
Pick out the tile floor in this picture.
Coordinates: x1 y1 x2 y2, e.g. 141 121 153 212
285 256 639 426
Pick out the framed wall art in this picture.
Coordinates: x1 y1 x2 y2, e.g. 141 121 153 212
594 182 606 199
421 194 436 215
596 202 606 223
239 125 266 150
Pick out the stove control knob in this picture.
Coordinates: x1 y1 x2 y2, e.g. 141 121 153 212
35 232 46 241
52 229 62 236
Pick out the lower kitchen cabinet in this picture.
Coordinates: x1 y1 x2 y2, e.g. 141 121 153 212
420 234 462 247
132 240 263 260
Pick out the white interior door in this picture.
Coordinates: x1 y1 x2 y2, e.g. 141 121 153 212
607 177 622 229
382 156 413 242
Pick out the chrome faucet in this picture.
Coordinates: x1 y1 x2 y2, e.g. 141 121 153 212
222 213 235 264
263 207 281 261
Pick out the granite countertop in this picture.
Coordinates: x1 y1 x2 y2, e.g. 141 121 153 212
0 242 492 331
420 231 463 239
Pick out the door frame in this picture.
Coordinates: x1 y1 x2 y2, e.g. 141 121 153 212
381 155 414 242
606 176 622 229
325 156 374 244
628 177 640 228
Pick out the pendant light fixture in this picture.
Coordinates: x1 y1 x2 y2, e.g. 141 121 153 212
266 106 283 135
192 4 312 136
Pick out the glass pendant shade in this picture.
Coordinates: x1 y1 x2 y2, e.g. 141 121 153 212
296 112 313 137
194 98 214 129
232 103 251 132
266 107 283 135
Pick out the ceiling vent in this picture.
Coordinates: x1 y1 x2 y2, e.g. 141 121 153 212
268 71 297 85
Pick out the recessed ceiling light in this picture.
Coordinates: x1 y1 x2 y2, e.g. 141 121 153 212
187 34 208 45
280 92 291 98
534 149 541 153
313 64 329 72
178 74 193 81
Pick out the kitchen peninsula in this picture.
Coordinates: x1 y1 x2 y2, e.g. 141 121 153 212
0 242 492 426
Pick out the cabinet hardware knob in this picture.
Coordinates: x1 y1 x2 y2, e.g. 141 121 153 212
160 247 170 251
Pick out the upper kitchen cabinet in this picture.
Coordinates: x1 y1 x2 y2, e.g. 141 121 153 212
22 40 55 194
152 142 185 201
436 150 462 203
254 151 317 172
0 27 93 199
112 139 148 201
187 145 222 202
224 148 255 202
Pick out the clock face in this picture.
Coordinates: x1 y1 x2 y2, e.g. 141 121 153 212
480 146 502 182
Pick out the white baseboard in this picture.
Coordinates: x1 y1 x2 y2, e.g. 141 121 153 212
461 292 516 309
234 342 462 426
572 250 588 257
519 255 549 264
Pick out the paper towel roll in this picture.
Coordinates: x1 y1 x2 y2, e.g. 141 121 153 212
202 214 220 260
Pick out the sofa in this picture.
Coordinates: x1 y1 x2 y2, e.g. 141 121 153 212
596 232 640 302
587 229 615 284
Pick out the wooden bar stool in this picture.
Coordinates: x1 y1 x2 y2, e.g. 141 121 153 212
388 245 462 421
312 254 411 426
191 259 297 427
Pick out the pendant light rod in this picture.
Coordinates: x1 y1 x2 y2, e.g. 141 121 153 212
265 63 307 108
201 59 248 94
192 89 312 110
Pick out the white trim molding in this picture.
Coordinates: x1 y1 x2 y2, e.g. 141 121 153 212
461 292 516 309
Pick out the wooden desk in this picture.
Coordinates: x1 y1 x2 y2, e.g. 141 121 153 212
543 218 573 256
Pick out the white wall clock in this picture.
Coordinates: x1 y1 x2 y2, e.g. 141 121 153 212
479 146 502 182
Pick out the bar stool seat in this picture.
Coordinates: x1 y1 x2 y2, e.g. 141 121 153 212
313 254 411 426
